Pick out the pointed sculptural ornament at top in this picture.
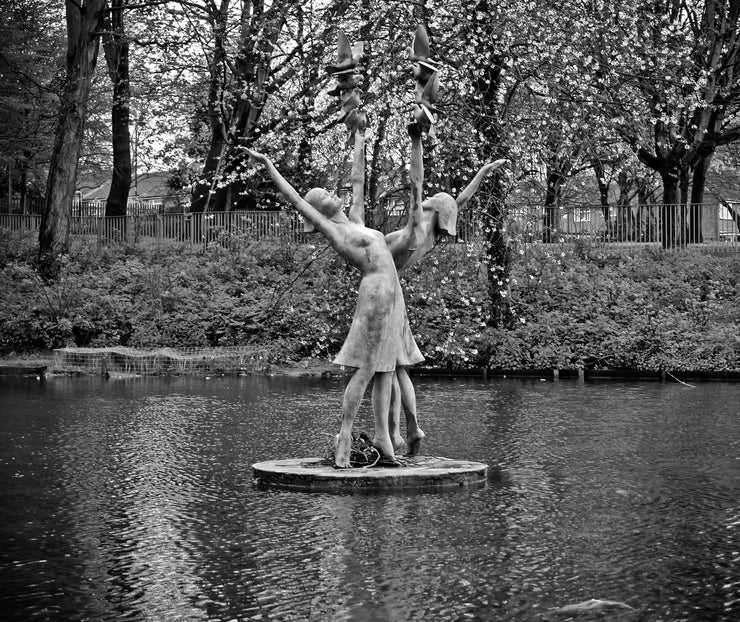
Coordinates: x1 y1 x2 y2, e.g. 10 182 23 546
326 30 367 137
409 25 440 138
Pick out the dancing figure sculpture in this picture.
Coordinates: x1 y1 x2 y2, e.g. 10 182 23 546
247 26 505 467
245 126 423 468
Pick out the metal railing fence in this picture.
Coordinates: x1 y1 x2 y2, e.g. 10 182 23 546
501 202 740 249
1 203 738 253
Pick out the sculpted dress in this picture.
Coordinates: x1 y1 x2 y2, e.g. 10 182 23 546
333 228 424 372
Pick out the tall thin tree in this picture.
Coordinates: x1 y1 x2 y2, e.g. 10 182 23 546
39 0 105 275
103 0 132 219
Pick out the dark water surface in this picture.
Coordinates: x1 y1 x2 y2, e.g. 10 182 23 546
1 374 739 621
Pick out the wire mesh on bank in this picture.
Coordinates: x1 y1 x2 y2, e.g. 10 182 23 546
53 346 272 376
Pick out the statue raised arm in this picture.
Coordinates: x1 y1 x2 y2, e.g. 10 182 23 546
382 127 507 455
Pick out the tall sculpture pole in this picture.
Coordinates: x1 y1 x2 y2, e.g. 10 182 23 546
409 25 440 138
325 31 367 142
385 26 507 454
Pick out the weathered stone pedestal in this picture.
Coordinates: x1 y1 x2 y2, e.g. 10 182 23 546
252 456 488 492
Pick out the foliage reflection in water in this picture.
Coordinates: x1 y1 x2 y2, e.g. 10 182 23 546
1 375 739 621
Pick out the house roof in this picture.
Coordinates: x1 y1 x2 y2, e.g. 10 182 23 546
79 172 174 200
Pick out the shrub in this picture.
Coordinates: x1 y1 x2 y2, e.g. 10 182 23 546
1 237 739 372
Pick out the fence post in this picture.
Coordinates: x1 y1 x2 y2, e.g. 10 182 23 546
97 217 103 252
156 215 162 250
716 204 720 241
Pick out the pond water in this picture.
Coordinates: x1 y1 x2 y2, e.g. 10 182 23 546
1 374 739 622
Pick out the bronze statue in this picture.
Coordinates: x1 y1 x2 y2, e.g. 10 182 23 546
247 26 505 467
245 128 422 468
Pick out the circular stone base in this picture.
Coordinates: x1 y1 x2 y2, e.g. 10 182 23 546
252 456 488 492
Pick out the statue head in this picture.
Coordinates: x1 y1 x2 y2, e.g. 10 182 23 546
421 192 457 236
303 188 343 232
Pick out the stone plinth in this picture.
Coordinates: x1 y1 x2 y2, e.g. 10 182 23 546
252 456 488 492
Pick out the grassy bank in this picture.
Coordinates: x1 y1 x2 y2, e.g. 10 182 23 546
2 229 739 373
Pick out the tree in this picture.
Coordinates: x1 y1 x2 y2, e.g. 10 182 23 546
0 0 64 213
599 0 740 247
39 0 106 274
102 0 132 218
184 0 315 213
457 1 514 326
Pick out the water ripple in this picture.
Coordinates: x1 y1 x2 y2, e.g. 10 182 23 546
1 376 739 621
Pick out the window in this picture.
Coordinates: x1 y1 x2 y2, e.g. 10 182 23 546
573 208 592 222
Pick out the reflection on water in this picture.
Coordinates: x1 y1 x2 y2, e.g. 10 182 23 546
1 375 739 621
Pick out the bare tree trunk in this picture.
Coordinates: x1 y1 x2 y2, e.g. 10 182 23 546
637 140 686 249
190 1 230 213
39 0 104 276
103 0 132 220
591 157 611 225
20 159 28 214
688 149 713 243
543 169 564 244
660 171 680 249
615 169 635 241
468 2 510 327
191 139 228 213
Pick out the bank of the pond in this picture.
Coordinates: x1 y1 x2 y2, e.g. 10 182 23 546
3 353 740 382
2 236 740 373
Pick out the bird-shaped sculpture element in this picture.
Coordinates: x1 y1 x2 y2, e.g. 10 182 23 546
412 74 439 136
325 30 367 139
409 25 439 72
344 109 367 135
327 70 364 97
409 25 440 137
325 31 363 75
415 70 439 112
338 88 363 119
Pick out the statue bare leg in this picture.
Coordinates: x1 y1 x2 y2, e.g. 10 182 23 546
336 366 375 468
388 373 405 450
370 371 397 463
336 367 397 467
396 366 425 455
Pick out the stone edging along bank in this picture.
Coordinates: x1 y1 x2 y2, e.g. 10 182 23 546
1 358 739 382
411 367 740 382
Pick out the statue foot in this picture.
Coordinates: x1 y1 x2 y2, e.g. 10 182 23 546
391 434 405 451
404 428 425 456
334 433 352 468
377 456 402 467
373 437 401 466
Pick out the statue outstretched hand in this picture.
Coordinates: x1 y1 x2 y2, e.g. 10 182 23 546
480 159 508 175
244 147 269 165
